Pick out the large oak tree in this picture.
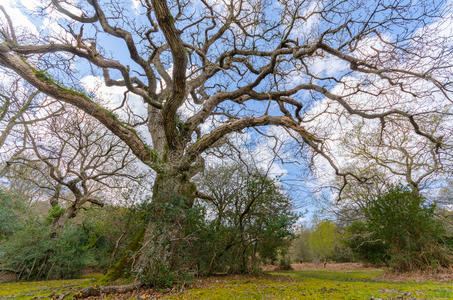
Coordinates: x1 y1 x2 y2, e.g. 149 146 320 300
0 0 452 281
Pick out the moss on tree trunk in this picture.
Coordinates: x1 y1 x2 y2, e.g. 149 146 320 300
100 172 196 285
99 227 145 285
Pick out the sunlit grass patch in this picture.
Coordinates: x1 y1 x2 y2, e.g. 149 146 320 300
0 274 101 299
1 270 452 299
165 270 453 299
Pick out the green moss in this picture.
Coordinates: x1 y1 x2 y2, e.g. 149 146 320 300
1 269 452 299
0 275 101 299
143 146 167 172
98 227 146 285
145 146 160 161
120 122 138 134
162 151 168 163
164 270 453 299
20 56 94 102
186 181 197 199
45 205 65 224
168 14 175 25
34 69 93 101
95 105 119 121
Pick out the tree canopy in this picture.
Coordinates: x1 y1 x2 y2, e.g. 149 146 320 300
0 0 451 196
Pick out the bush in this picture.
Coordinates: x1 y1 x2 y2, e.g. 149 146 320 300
196 166 297 275
346 185 452 272
0 203 142 280
0 189 27 239
344 220 389 265
290 228 313 263
0 222 89 279
278 255 293 270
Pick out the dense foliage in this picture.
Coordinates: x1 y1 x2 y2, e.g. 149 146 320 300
133 166 298 286
343 220 389 266
0 191 143 280
197 166 298 274
309 221 338 263
289 186 453 271
365 186 451 271
0 167 297 285
290 228 313 263
0 190 26 239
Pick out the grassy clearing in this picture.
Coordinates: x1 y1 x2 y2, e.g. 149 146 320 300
0 270 452 299
165 270 453 300
0 274 101 299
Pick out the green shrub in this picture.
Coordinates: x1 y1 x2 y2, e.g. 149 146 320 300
0 203 142 280
345 185 452 272
278 255 293 270
195 166 297 275
344 220 389 265
290 228 313 263
0 222 89 279
0 189 27 239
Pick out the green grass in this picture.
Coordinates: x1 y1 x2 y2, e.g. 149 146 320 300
165 270 453 300
0 274 101 299
278 270 384 282
1 270 452 299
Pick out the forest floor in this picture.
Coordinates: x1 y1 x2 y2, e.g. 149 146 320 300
1 264 452 299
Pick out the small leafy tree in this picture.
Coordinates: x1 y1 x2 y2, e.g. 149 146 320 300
197 165 297 274
349 185 452 272
309 221 338 265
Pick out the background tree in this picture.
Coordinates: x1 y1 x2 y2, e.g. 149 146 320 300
309 220 338 266
336 112 452 195
0 72 63 177
197 164 297 274
8 107 138 229
290 227 313 263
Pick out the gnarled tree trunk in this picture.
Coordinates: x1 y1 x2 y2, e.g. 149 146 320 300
102 107 198 283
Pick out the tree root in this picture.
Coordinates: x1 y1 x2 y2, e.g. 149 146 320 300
73 283 141 298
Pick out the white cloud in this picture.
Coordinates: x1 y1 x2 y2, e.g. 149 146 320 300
0 0 39 36
131 0 142 14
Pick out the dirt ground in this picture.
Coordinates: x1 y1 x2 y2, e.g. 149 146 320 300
377 268 453 282
263 262 453 282
0 272 17 283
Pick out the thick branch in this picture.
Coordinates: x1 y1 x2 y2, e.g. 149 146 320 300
0 51 156 166
181 115 319 169
151 0 188 149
